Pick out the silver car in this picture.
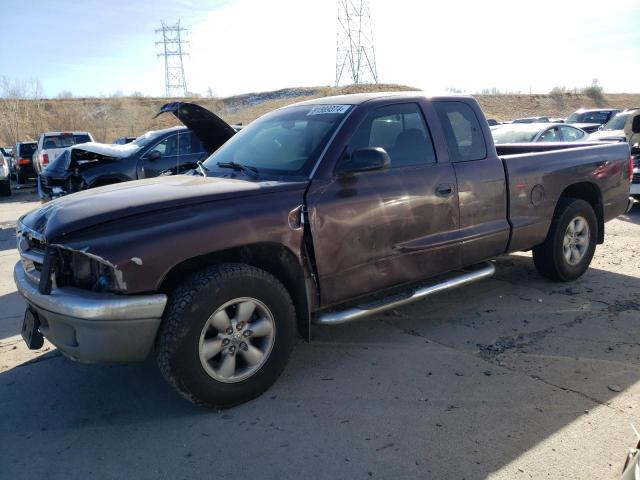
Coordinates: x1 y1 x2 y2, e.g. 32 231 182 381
492 123 588 144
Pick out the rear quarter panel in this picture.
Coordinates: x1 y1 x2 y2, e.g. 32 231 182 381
503 142 631 252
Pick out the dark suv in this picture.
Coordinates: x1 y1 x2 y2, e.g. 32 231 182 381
565 108 621 133
12 141 37 184
39 103 236 199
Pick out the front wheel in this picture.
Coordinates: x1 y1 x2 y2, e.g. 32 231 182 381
156 264 296 409
533 198 597 281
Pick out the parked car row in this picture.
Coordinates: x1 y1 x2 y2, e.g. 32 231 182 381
5 103 638 200
489 108 640 147
499 108 621 130
38 103 237 200
3 133 93 188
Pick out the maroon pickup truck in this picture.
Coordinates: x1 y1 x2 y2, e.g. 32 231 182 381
14 93 634 408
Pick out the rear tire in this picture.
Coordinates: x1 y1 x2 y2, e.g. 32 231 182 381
533 198 597 281
156 263 296 409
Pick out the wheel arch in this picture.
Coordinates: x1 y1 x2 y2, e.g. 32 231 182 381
158 242 311 340
557 182 604 243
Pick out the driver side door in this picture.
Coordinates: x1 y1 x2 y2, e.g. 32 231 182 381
139 131 202 178
306 102 461 307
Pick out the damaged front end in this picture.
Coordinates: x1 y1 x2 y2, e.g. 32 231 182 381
14 219 167 363
39 148 119 200
17 221 125 294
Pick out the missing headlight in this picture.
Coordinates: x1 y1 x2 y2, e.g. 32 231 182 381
56 248 122 293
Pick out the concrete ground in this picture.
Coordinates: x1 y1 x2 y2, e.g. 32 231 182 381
1 188 639 480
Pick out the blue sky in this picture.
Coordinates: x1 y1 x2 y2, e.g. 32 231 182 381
1 0 639 98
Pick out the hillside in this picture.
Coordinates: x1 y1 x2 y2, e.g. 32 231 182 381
1 84 639 145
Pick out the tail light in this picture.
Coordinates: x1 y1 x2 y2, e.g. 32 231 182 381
630 155 634 183
42 153 49 165
18 158 30 166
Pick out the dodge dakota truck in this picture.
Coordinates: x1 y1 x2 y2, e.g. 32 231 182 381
14 93 634 409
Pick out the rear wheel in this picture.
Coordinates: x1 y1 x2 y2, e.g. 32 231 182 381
156 263 296 409
533 198 597 281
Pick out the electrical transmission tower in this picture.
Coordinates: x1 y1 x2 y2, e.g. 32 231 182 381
335 0 378 86
155 20 188 97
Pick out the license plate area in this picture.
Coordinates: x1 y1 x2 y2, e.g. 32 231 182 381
22 308 44 350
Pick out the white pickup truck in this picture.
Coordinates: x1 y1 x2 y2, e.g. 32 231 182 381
33 131 94 174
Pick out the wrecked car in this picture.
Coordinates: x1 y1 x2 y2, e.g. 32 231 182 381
38 103 237 199
14 93 635 409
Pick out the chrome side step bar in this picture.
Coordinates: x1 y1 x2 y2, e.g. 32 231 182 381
313 261 495 326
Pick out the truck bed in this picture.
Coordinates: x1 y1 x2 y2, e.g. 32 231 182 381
498 141 631 253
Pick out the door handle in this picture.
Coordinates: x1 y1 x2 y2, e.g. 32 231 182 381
436 183 454 197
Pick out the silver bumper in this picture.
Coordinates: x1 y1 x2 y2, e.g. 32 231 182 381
14 261 167 363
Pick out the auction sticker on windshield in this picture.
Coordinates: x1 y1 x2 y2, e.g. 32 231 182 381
307 105 350 115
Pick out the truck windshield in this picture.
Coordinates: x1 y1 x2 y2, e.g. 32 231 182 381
601 113 630 131
202 104 352 177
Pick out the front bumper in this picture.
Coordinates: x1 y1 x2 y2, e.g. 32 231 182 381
14 262 167 363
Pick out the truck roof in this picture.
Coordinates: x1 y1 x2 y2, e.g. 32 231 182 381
42 131 92 135
294 91 471 106
572 108 620 113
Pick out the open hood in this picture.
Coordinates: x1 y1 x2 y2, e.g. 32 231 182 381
155 102 236 154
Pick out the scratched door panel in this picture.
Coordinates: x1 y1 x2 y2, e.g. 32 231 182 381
307 163 461 307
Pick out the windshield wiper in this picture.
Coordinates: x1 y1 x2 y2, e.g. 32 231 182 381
197 160 209 177
216 161 259 179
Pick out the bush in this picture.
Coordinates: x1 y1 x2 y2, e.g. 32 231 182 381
549 86 567 96
582 84 605 104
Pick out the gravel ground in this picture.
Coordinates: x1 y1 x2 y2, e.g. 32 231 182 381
0 188 639 480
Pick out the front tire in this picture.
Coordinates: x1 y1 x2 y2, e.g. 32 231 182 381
156 263 296 409
532 198 597 281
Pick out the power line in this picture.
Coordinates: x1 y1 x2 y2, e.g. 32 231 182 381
335 0 378 86
155 20 189 97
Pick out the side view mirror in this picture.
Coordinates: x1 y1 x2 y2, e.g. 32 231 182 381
148 150 161 161
632 116 640 134
337 147 391 175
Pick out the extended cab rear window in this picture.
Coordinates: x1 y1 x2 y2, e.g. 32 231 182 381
434 102 486 162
